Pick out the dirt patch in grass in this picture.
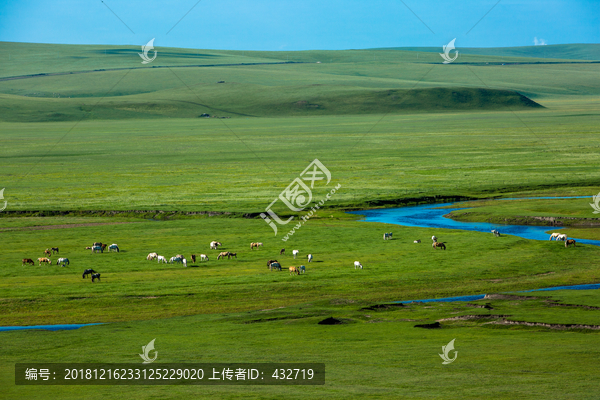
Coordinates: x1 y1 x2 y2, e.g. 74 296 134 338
490 319 600 330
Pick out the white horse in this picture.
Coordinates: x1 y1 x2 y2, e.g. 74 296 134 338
354 261 363 269
307 254 313 262
56 258 69 265
157 255 167 263
556 234 568 241
293 250 299 259
147 252 158 261
432 236 437 242
383 232 392 240
549 232 561 241
200 254 209 261
210 241 222 250
491 230 500 237
414 240 421 243
182 258 187 267
108 244 119 252
169 256 183 264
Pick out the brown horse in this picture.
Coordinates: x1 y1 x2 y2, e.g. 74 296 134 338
228 252 237 259
190 254 196 263
101 244 108 251
267 259 278 269
44 249 52 257
280 248 285 255
22 258 34 266
289 266 299 275
565 239 576 248
217 252 230 260
432 242 446 250
250 242 262 250
38 257 51 265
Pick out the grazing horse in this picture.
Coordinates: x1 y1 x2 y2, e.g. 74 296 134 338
307 254 313 262
91 245 103 253
190 254 196 263
182 258 187 267
556 234 568 241
269 261 281 271
432 242 446 250
250 242 262 250
210 241 222 250
354 261 363 269
108 244 119 252
289 266 300 275
82 269 96 278
414 240 421 243
169 256 183 264
228 252 237 259
491 229 501 237
217 252 230 260
549 232 561 241
51 247 59 254
44 249 52 257
22 258 35 266
432 236 437 242
56 258 69 266
91 273 101 282
565 239 576 248
383 232 393 240
280 249 285 255
38 257 51 266
147 252 158 261
299 265 306 274
157 255 167 263
200 254 209 261
93 242 102 248
85 247 92 250
293 250 299 259
101 244 108 252
267 260 278 269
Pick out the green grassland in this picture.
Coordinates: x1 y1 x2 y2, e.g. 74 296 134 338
1 42 600 399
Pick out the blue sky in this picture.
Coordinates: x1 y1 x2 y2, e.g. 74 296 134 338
0 0 598 50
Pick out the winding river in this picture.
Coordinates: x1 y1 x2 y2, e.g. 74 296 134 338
347 196 600 246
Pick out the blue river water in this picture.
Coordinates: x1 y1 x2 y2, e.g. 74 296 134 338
0 323 104 332
348 196 600 303
347 196 600 246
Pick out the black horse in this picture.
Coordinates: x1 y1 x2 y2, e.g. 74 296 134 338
91 273 101 282
82 269 96 279
51 247 59 254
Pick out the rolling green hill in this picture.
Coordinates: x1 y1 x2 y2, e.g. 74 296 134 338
4 42 600 122
376 43 600 60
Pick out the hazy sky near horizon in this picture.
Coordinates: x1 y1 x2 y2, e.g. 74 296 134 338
0 0 598 50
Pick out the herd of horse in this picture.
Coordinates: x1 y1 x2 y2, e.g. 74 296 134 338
20 242 122 283
20 229 581 287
